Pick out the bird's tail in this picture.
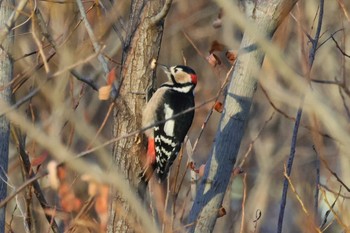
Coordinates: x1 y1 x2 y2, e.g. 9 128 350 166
137 165 154 201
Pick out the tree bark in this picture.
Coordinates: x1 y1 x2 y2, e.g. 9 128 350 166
0 0 14 231
109 0 169 232
188 1 298 232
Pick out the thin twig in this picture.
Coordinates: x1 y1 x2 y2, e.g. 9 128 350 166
316 150 350 192
66 196 96 232
239 173 247 233
261 84 332 139
277 98 304 233
97 0 125 45
311 78 342 85
0 172 47 208
316 28 343 50
320 186 341 229
337 0 350 22
76 0 109 74
0 53 100 117
319 187 349 231
31 6 50 73
0 0 29 46
239 111 275 168
338 86 350 120
283 165 322 233
319 183 350 198
87 102 115 148
70 70 99 91
192 65 234 154
75 96 218 160
331 35 350 58
17 142 59 233
314 147 320 225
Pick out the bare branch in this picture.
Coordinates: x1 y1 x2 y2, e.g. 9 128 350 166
151 0 173 25
331 34 350 58
283 165 322 233
75 0 109 74
278 0 325 231
0 0 28 46
14 134 59 233
0 173 46 208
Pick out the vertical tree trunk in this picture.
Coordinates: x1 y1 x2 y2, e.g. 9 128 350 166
188 1 297 232
108 0 170 232
0 0 14 232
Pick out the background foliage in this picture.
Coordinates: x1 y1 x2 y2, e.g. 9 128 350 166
1 0 350 232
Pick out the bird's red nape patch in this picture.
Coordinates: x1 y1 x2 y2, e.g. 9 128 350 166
146 138 156 165
191 74 197 84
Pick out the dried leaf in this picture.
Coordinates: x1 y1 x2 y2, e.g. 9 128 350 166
57 165 67 181
150 58 157 69
31 152 48 166
218 8 223 19
98 85 112 100
198 164 206 178
58 182 82 212
210 40 226 53
95 185 109 216
107 68 116 85
88 182 98 196
226 50 237 64
214 101 223 113
206 53 221 67
212 19 222 29
47 161 59 190
218 207 226 217
233 167 244 176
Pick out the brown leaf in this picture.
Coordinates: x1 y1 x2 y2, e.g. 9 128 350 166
206 53 221 67
107 68 116 85
198 164 206 178
95 185 109 215
233 167 244 176
218 207 226 217
150 58 157 69
93 184 109 231
98 85 112 100
210 40 226 53
47 161 59 190
188 161 199 173
214 101 223 113
226 50 237 64
58 181 82 212
218 8 223 19
57 165 67 181
31 152 48 166
212 19 222 29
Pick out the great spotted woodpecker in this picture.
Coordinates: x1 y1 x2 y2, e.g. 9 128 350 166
142 65 197 182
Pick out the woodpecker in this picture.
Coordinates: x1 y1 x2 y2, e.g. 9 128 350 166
142 64 197 182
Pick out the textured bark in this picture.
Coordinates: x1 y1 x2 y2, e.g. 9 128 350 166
109 0 166 232
0 0 14 232
188 1 298 232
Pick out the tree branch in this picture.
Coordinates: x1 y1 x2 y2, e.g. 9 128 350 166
151 0 173 25
188 1 298 232
277 1 324 232
331 34 350 58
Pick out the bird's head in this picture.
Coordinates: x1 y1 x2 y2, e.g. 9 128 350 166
159 64 197 86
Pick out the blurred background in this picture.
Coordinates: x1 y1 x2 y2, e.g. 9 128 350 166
4 0 350 232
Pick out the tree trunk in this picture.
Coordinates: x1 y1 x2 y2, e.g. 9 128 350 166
108 0 169 232
0 0 14 232
188 1 298 232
